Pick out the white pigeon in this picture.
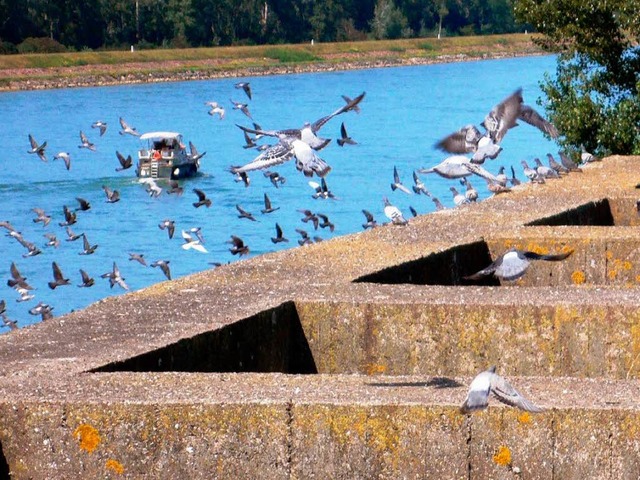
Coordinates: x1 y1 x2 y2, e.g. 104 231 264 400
181 230 208 253
419 155 498 183
138 178 162 197
383 197 408 225
205 101 225 119
461 366 544 414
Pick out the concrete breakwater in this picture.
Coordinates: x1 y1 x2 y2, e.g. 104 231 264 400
0 156 639 478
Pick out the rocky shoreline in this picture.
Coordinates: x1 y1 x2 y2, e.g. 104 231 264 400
0 49 545 92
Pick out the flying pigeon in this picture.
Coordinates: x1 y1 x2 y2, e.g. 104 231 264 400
192 188 212 208
391 166 413 195
53 152 71 170
115 151 133 171
337 122 357 146
78 269 95 288
271 223 289 244
235 81 252 100
419 155 499 183
151 260 172 280
48 262 70 289
78 131 96 151
205 101 225 119
362 209 377 230
91 120 108 136
227 235 249 256
119 117 140 136
461 366 544 414
27 134 47 162
464 248 573 282
261 193 279 214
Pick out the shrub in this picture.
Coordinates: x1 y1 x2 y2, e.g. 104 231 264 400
0 41 17 55
17 37 67 54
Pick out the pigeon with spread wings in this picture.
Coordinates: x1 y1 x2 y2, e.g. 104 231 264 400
461 366 544 414
464 248 573 282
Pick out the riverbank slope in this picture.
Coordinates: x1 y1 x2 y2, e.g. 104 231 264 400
0 34 545 91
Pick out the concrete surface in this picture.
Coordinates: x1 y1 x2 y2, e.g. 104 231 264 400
0 155 639 478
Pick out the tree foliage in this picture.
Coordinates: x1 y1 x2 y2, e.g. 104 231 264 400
0 0 523 51
514 0 640 155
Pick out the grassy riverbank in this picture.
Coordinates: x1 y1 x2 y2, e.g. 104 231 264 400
0 33 545 91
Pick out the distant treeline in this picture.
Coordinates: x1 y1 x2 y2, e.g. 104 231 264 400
0 0 525 53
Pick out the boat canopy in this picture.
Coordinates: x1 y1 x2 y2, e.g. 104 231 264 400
140 131 182 141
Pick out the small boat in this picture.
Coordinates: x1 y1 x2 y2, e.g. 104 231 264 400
137 132 201 179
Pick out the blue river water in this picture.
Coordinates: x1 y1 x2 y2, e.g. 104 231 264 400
0 54 559 327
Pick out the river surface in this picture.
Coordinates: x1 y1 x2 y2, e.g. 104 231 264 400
0 54 559 327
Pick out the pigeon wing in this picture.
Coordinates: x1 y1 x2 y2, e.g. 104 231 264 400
311 92 366 132
463 256 503 280
232 142 295 174
490 373 544 412
484 89 523 143
518 105 559 138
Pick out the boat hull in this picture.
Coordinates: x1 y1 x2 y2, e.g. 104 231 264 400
137 160 198 179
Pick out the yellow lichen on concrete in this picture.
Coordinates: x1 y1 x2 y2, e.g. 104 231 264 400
73 424 101 453
335 410 399 454
517 412 532 425
571 270 586 285
493 445 512 466
105 458 125 475
365 363 387 375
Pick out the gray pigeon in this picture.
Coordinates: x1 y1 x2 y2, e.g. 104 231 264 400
464 248 573 282
460 366 544 414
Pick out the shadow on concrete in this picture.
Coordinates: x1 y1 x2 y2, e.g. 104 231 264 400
525 199 614 226
91 302 317 374
366 377 463 389
0 441 9 480
353 241 499 286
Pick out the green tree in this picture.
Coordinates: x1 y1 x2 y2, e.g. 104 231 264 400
370 0 410 39
514 0 640 155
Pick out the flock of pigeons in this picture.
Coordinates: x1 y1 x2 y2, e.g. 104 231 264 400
8 79 603 416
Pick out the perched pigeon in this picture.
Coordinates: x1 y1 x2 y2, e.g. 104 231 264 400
383 197 408 226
